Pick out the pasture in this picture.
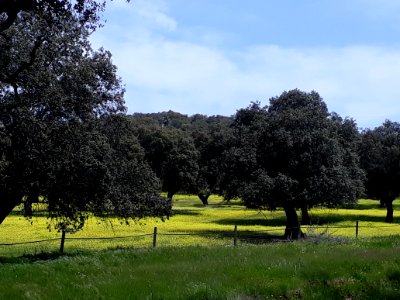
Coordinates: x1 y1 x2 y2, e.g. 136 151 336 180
1 237 400 299
1 196 400 256
1 197 400 299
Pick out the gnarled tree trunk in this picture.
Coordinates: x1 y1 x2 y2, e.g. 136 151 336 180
198 192 210 205
283 205 305 239
301 204 311 225
167 191 176 201
23 191 40 217
384 198 394 223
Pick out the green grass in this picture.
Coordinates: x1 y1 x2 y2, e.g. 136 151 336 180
1 197 400 299
1 238 400 299
1 196 400 256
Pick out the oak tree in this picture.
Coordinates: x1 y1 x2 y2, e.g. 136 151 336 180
359 120 400 223
228 90 364 238
0 12 171 229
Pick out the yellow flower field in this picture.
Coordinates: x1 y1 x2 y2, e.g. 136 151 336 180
1 196 399 256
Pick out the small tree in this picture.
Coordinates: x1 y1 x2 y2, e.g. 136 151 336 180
190 115 233 205
132 116 199 200
359 120 400 223
161 131 199 199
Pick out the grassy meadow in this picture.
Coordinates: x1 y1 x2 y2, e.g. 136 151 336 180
1 196 400 299
1 237 400 299
1 196 400 256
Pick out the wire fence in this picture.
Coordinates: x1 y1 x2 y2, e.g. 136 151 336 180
2 221 400 254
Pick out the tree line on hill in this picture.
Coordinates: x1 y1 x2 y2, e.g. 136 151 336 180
1 1 399 239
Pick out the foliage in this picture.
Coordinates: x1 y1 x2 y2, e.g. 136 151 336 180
221 102 267 201
161 133 199 198
359 120 400 222
0 0 116 32
227 90 365 238
95 115 171 221
0 12 171 229
190 114 234 204
131 114 199 199
135 110 192 130
130 112 234 204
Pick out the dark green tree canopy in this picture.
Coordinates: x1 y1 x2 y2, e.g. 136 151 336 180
359 120 400 222
0 12 171 229
221 102 267 201
190 115 233 205
130 112 233 205
95 115 171 222
228 90 364 238
0 0 112 32
130 114 199 200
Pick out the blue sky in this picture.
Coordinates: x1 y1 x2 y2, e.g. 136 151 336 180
91 0 400 128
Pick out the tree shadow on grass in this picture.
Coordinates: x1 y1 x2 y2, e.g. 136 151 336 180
214 217 287 227
0 251 78 264
9 210 49 217
344 203 383 210
171 209 201 216
213 214 400 231
345 203 400 211
189 203 244 209
179 228 354 245
191 228 287 244
215 213 400 228
308 213 400 225
346 199 400 210
9 208 202 220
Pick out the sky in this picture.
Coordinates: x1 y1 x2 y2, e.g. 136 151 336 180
91 0 400 129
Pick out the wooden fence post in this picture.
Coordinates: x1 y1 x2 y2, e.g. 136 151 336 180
153 227 157 248
233 225 238 247
60 230 66 253
356 220 359 238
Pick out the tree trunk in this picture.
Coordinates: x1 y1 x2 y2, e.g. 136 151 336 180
24 192 39 216
283 205 305 239
379 199 386 208
198 192 210 205
167 191 175 200
24 201 33 216
385 199 394 223
301 205 311 225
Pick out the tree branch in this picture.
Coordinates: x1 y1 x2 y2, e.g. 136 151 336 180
0 35 45 85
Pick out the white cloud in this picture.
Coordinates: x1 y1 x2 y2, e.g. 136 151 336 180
235 45 400 128
103 0 176 32
136 1 177 31
92 1 400 129
107 38 400 127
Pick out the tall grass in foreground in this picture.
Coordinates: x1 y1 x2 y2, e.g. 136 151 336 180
0 237 400 299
